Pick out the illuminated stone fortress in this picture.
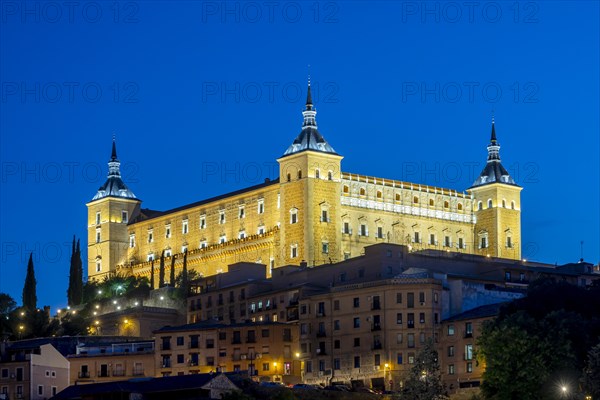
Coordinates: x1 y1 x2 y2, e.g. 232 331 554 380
86 82 522 282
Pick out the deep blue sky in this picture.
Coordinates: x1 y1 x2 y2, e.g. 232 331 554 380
1 1 598 310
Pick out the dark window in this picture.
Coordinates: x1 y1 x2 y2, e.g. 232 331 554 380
176 336 184 346
407 293 414 308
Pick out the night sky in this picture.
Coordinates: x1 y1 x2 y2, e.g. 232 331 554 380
1 1 598 310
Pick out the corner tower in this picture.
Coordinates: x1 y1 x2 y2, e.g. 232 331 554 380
86 138 141 280
468 119 522 260
277 79 343 266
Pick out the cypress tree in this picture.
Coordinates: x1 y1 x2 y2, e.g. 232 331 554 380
74 239 83 305
150 259 155 290
22 253 37 310
67 236 76 306
158 250 165 288
169 254 176 286
181 249 189 297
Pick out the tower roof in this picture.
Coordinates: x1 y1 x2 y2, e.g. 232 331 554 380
91 138 138 201
282 80 338 157
470 119 519 188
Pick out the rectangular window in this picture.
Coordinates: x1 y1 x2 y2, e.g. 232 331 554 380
321 209 329 222
448 346 455 357
465 344 473 360
448 325 455 336
444 236 451 247
343 222 351 234
257 226 265 235
176 336 184 346
96 228 101 243
396 313 403 325
407 313 414 328
448 364 455 375
334 340 340 349
407 334 415 348
354 337 360 347
95 211 101 225
322 242 329 254
1 369 7 378
148 229 154 243
290 245 298 258
219 211 225 224
430 233 436 245
305 361 312 373
239 231 246 239
505 271 511 281
377 226 384 239
374 354 381 366
458 237 464 249
38 385 43 396
397 353 403 364
334 320 340 330
396 292 402 303
354 356 361 368
200 215 206 229
481 236 488 248
239 206 245 219
177 354 184 364
121 210 128 223
465 322 473 337
414 231 420 243
334 358 341 370
129 234 135 248
182 219 189 234
290 211 298 224
360 223 367 236
262 363 269 371
420 313 425 324
219 235 226 244
507 236 513 248
466 362 473 372
258 200 264 214
407 293 414 308
96 260 101 272
333 300 340 310
419 292 425 303
353 317 360 328
397 333 403 344
353 297 360 308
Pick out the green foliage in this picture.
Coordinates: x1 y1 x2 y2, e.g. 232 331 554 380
22 253 37 310
67 236 84 306
0 293 17 338
583 342 600 398
402 338 447 400
159 250 166 288
221 390 255 400
477 279 600 399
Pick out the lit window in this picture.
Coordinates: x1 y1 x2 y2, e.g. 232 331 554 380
465 344 473 360
95 260 101 272
448 364 455 375
219 235 226 244
290 209 298 224
239 231 246 239
219 211 225 224
96 228 101 243
257 226 265 235
466 362 473 373
447 325 455 336
290 245 298 258
129 234 135 248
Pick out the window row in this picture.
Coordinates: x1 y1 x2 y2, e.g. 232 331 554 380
342 187 466 210
477 199 516 211
94 210 128 225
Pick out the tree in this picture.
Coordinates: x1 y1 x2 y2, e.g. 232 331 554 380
150 259 155 290
0 293 17 338
583 342 600 399
170 254 176 286
67 236 83 306
159 250 165 288
402 338 447 400
22 253 37 310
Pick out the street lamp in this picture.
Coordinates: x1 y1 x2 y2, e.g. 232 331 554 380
273 362 279 382
384 363 390 391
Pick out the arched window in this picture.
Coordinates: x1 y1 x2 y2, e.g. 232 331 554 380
413 196 419 204
502 199 506 208
360 188 366 196
478 201 483 211
297 170 302 179
315 169 320 179
511 201 516 210
487 199 493 208
457 203 463 211
286 173 291 182
328 171 333 180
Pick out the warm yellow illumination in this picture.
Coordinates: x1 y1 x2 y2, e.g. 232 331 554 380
273 362 278 367
384 363 389 369
95 320 100 325
124 319 129 324
295 352 300 358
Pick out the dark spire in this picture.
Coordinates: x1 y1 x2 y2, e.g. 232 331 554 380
111 135 118 161
305 76 313 110
490 115 497 144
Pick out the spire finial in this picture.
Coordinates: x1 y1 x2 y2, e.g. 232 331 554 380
305 68 313 109
111 134 118 161
490 112 497 143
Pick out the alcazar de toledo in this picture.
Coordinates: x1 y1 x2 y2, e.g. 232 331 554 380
86 82 522 282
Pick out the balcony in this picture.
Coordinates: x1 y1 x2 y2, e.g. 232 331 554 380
189 342 199 349
316 331 327 338
78 371 90 379
372 343 383 350
464 333 473 339
161 362 172 369
98 371 110 378
160 343 171 351
316 312 326 318
371 324 382 331
189 360 199 366
231 339 242 345
287 310 299 321
316 348 327 356
371 303 381 310
246 337 256 344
